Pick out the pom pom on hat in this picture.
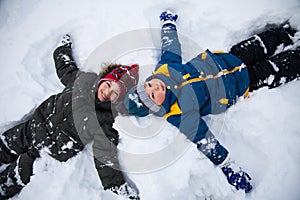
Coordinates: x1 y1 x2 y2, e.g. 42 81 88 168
99 64 139 100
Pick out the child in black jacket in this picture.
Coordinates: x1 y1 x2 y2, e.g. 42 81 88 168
0 35 140 199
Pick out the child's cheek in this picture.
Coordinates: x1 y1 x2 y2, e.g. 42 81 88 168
157 92 165 105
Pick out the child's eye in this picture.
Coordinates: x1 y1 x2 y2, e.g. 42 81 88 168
151 93 155 99
148 83 152 87
114 91 119 96
106 82 111 88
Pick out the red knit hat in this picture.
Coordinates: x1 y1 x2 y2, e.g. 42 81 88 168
99 64 139 100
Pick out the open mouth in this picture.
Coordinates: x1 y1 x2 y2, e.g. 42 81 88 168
103 93 109 101
159 81 165 92
161 83 165 91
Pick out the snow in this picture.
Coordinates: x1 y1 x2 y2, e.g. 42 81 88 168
0 0 300 199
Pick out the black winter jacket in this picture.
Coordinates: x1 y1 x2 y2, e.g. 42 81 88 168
33 45 125 189
51 47 125 189
0 45 126 200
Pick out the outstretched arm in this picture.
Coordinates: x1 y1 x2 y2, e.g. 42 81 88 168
158 10 182 65
92 123 126 189
92 102 140 198
53 35 79 86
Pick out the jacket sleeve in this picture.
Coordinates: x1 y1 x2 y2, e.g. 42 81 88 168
165 85 208 143
167 111 229 165
166 87 229 166
158 23 182 65
92 123 126 189
166 107 208 143
53 45 79 86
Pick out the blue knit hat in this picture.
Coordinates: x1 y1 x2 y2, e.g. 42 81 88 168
123 83 161 117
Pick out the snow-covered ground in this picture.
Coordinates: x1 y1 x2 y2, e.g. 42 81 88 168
1 0 300 199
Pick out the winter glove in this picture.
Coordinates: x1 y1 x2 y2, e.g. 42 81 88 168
110 182 140 200
220 158 253 193
57 34 72 48
159 10 178 26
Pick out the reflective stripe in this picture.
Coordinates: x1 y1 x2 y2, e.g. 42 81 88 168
219 98 229 105
182 73 190 79
218 87 249 105
179 63 247 88
213 50 226 54
243 87 250 99
201 52 208 59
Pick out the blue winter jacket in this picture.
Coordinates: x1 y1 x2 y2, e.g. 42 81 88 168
152 24 250 144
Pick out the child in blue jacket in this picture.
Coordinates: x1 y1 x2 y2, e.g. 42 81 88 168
123 11 300 193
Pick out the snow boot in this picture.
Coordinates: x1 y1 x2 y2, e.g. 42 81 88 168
220 159 252 193
110 182 140 200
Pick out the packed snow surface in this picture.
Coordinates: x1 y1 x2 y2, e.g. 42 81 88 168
0 0 300 199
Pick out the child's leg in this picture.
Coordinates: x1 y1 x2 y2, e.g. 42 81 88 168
230 25 295 66
0 139 18 164
268 49 300 88
0 150 38 199
0 120 33 164
46 130 84 162
248 49 300 91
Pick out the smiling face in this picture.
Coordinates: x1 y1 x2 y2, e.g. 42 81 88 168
97 80 120 103
144 78 166 106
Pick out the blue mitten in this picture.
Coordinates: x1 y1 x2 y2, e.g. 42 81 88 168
159 10 178 26
220 159 253 193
